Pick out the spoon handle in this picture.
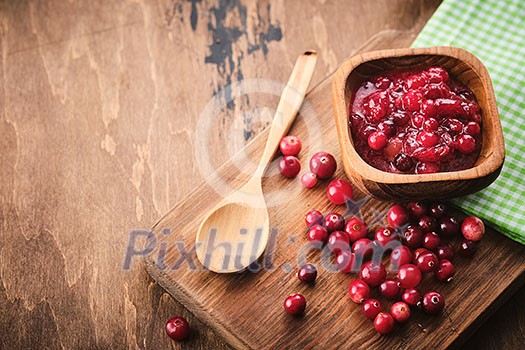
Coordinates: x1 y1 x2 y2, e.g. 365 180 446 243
253 51 318 179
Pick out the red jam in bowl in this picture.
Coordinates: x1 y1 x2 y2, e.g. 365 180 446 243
349 66 482 174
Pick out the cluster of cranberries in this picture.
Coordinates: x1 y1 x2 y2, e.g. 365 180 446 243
350 66 482 174
284 200 485 336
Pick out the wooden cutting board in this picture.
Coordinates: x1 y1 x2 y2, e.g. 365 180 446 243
145 30 525 349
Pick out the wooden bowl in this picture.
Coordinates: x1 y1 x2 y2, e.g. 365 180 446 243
332 47 505 200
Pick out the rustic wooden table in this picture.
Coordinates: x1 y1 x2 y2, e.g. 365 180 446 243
1 1 523 349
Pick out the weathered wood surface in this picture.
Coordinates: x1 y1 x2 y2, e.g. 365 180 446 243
1 0 523 349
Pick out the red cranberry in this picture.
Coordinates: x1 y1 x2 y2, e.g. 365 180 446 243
412 248 429 262
352 238 374 260
418 215 437 233
422 291 445 314
374 312 395 335
284 293 306 316
368 131 388 151
461 216 485 241
415 162 440 174
307 224 328 244
435 259 455 282
439 215 460 238
326 178 353 205
456 134 476 154
297 264 317 284
446 118 464 133
465 121 481 136
365 91 389 121
345 217 368 242
403 90 422 112
360 261 386 287
407 201 427 219
387 204 410 228
348 279 370 304
279 135 302 156
375 77 391 89
379 278 401 299
362 299 382 320
279 156 301 178
327 231 350 255
436 243 455 261
393 153 415 172
417 131 440 147
411 113 425 128
458 239 477 257
402 288 421 307
390 245 412 271
421 99 437 117
391 302 411 323
423 232 441 251
423 117 439 131
405 73 427 90
429 202 447 218
374 227 398 246
397 264 422 289
416 251 438 273
305 210 323 227
336 250 357 273
309 151 337 180
427 66 449 83
378 120 395 137
165 317 190 341
301 172 318 188
324 213 345 233
403 225 424 249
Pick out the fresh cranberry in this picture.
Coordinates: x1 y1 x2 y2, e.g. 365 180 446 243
345 217 368 242
374 313 395 335
391 302 411 323
397 264 422 289
362 299 382 320
379 278 401 299
387 204 410 228
305 210 323 227
423 232 441 251
301 172 318 189
360 261 386 287
403 225 424 249
435 259 455 282
279 156 301 178
402 288 421 307
352 238 374 260
412 248 429 262
336 250 357 273
307 224 328 244
368 131 388 151
422 291 445 314
418 215 437 233
439 215 460 238
326 178 353 205
458 239 477 257
165 317 190 341
407 202 427 219
309 152 337 180
416 251 438 273
284 293 306 316
436 243 455 261
348 279 370 304
461 216 485 241
429 202 447 219
390 245 412 271
279 135 302 156
327 231 350 255
323 213 345 233
297 264 317 284
374 227 398 246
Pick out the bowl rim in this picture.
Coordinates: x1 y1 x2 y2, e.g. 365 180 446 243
332 46 505 184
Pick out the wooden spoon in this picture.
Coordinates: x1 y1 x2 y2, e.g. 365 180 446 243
195 51 317 273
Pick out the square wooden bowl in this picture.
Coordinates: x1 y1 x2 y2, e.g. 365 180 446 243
332 47 505 200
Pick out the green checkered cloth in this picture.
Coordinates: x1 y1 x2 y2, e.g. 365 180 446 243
412 0 525 244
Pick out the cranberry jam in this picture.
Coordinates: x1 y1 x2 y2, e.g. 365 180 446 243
349 66 482 174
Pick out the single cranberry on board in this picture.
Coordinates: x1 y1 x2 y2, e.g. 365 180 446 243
379 278 401 300
307 224 329 244
422 291 445 315
345 217 368 242
304 210 323 227
278 156 301 178
348 279 371 304
391 302 411 323
301 172 318 189
323 212 345 233
283 293 307 316
165 317 190 341
309 151 337 180
360 261 387 287
390 245 413 271
327 231 351 255
461 216 485 241
397 264 422 289
297 264 317 284
402 288 422 307
435 259 455 282
374 312 395 335
362 299 382 319
387 204 410 228
326 178 353 205
279 135 302 156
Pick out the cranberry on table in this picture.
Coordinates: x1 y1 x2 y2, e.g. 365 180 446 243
362 299 382 320
418 215 437 233
403 225 424 249
336 250 357 273
301 172 318 189
327 231 351 255
429 202 447 219
345 217 368 242
374 226 398 246
412 248 430 262
416 251 438 273
284 293 307 316
423 232 441 251
323 212 345 232
379 278 401 300
279 135 302 156
387 204 410 228
461 216 485 241
165 317 190 341
458 239 477 257
326 178 353 205
304 210 323 227
279 156 301 178
436 243 455 261
348 279 371 304
402 288 422 307
397 264 422 289
360 261 387 287
297 264 317 284
439 215 461 238
307 224 329 244
309 151 337 180
435 259 455 282
391 302 411 323
374 312 395 335
390 245 413 271
352 238 374 260
422 291 445 315
407 201 427 219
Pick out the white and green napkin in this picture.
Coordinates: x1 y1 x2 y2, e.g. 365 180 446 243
412 0 525 244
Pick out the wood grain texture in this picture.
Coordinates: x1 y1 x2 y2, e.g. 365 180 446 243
1 0 523 349
145 31 525 349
